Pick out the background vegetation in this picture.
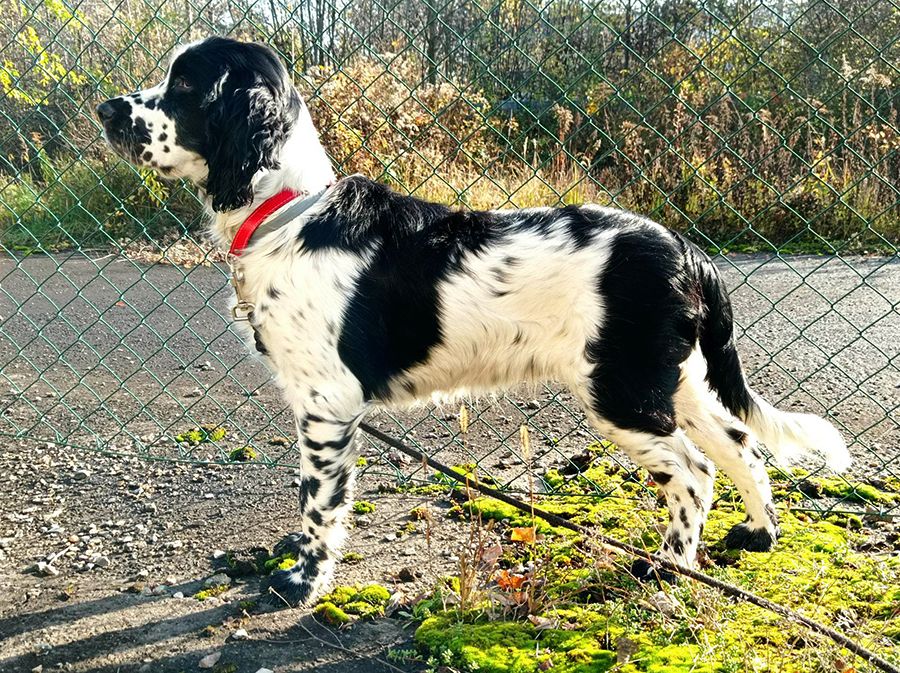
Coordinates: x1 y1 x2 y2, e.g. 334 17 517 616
1 0 898 254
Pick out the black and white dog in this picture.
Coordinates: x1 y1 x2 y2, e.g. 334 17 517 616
97 36 849 605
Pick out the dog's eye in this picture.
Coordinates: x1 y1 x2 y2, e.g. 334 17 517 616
170 76 192 92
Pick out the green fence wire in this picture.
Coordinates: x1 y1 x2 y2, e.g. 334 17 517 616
0 0 898 517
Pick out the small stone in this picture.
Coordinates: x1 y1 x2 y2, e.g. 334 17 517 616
72 469 90 481
92 555 110 568
172 591 184 599
397 567 416 582
152 585 169 595
230 628 249 641
355 515 371 527
212 549 227 559
198 652 221 669
254 669 274 673
165 540 183 550
33 561 59 577
31 666 43 673
383 533 397 542
184 387 203 399
203 573 232 588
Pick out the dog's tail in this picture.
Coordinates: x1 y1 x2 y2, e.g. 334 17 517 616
694 253 850 472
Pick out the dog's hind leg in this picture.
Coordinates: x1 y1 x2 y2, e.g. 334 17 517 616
675 351 779 551
267 389 366 607
598 424 715 580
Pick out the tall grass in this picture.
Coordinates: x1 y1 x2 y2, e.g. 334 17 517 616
2 53 896 255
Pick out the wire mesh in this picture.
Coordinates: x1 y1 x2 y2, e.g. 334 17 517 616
0 0 898 517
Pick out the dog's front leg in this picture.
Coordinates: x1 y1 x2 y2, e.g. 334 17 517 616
267 393 366 607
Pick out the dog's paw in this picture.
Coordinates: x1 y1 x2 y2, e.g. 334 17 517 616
723 522 778 552
266 566 316 607
630 557 678 585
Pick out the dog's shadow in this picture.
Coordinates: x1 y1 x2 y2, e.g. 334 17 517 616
0 552 415 673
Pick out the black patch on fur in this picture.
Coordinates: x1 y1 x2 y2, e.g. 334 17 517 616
158 132 167 141
695 251 753 418
318 177 500 400
585 227 701 434
298 476 321 510
687 485 703 511
727 427 749 445
327 468 350 509
267 285 281 300
253 328 267 355
679 507 689 528
650 471 672 485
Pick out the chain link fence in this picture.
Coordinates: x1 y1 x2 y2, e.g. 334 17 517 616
1 0 898 517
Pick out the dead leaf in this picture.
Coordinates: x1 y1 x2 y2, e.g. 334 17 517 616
479 543 503 567
495 569 527 591
510 527 536 544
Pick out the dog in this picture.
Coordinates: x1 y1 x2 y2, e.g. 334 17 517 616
97 36 850 606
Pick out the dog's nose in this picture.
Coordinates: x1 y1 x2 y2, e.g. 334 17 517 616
96 100 117 122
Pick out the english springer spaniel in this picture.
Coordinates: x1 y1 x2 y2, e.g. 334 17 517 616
97 36 849 606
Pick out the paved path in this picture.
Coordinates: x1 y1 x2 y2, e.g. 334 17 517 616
1 252 897 480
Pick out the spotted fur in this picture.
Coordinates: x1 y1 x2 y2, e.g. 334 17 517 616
98 36 851 606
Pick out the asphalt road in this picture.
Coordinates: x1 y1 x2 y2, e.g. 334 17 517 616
1 252 897 484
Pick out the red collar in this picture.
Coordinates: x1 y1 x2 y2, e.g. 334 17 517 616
228 189 301 257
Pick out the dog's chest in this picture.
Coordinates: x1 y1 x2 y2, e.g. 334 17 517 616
235 248 362 388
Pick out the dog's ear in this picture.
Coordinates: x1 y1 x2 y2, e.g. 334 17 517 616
203 51 296 212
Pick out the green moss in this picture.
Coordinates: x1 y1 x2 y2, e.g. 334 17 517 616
175 424 227 445
315 584 392 624
228 446 257 462
262 554 297 574
355 584 391 605
415 614 617 673
356 456 369 467
194 585 229 601
812 477 899 505
321 585 358 605
314 601 351 626
341 552 365 565
414 457 900 673
343 600 384 618
352 500 376 514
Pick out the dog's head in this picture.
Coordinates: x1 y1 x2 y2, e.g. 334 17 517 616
97 36 300 212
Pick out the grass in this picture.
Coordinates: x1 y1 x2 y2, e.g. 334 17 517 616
1 152 896 257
